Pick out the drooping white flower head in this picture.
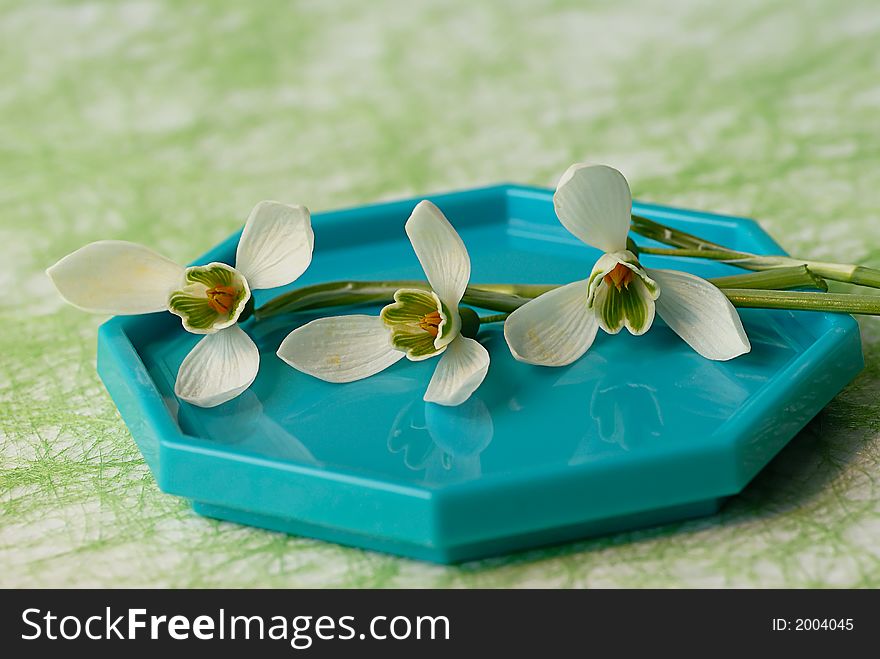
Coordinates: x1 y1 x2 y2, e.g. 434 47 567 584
47 201 314 407
504 164 751 365
277 200 490 406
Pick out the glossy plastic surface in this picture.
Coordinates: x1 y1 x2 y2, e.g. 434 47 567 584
97 185 864 563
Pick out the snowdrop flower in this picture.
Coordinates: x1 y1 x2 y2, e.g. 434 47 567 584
47 201 314 407
277 201 489 406
504 164 750 365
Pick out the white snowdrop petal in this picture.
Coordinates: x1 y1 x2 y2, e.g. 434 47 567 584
503 279 599 366
423 337 490 406
174 325 260 408
648 268 751 360
235 201 314 290
553 163 632 253
276 314 404 383
405 200 471 309
47 240 184 315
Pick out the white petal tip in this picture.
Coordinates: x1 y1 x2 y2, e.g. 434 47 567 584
411 199 441 215
45 240 183 315
553 163 632 253
423 393 468 407
422 337 489 406
704 339 751 361
174 326 260 408
175 390 239 408
235 201 314 290
648 268 752 363
257 199 309 214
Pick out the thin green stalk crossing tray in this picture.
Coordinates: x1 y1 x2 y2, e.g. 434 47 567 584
96 185 864 563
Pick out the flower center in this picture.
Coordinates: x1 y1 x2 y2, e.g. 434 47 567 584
603 263 634 291
381 288 453 360
419 310 443 337
587 251 662 337
168 263 251 334
206 285 237 314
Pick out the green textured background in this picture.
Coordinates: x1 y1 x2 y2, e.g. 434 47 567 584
2 0 879 587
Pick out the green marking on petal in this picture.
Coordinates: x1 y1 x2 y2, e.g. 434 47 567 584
184 263 239 288
381 289 439 324
595 280 624 333
169 286 219 331
622 283 647 330
594 277 655 336
588 250 660 306
381 288 447 360
388 324 441 359
168 262 250 334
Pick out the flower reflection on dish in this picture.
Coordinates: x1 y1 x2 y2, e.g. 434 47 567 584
172 388 320 466
559 349 751 464
591 379 664 451
387 397 494 484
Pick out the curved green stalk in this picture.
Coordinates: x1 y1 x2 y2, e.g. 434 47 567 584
631 214 730 251
255 281 416 318
479 313 511 324
632 214 880 289
721 289 880 315
797 262 880 289
255 280 533 318
256 267 827 320
696 266 826 291
638 246 749 260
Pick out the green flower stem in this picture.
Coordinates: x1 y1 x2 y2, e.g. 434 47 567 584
638 246 880 288
255 267 858 322
631 214 729 251
801 262 880 289
254 280 532 318
479 313 511 324
492 285 880 315
632 214 880 289
255 281 407 317
463 289 534 313
473 283 557 298
476 267 826 298
638 246 748 260
694 265 826 291
255 264 828 320
253 212 880 319
721 289 880 315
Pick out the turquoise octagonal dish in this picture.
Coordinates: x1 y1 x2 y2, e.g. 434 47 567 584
96 185 864 563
